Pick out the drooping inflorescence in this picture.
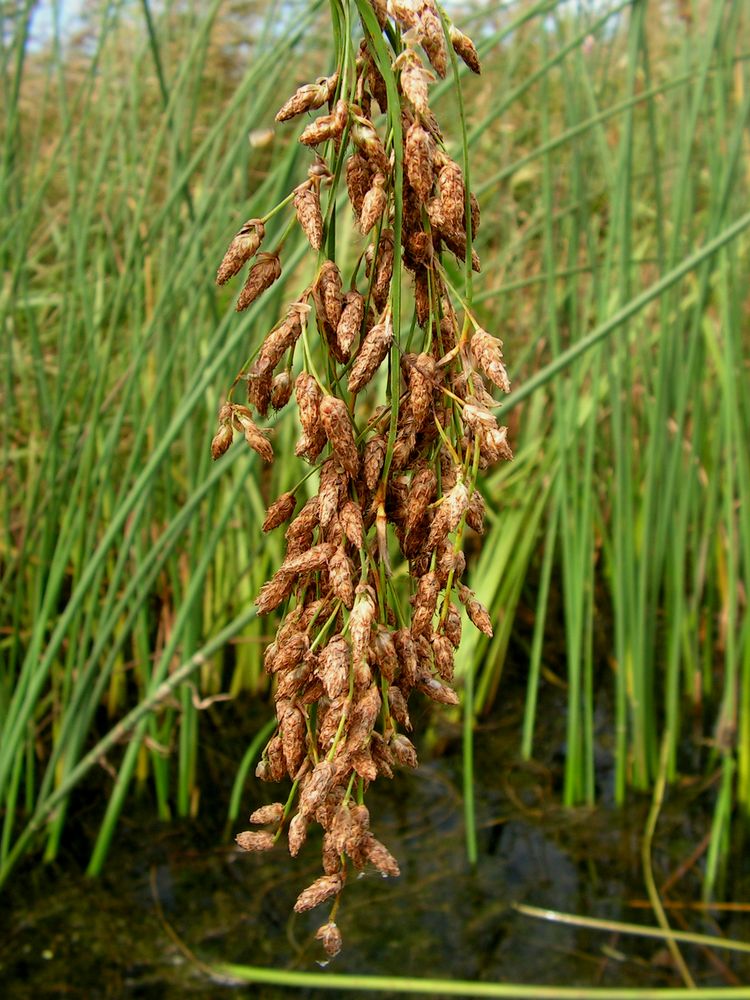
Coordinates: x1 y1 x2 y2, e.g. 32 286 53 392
211 0 513 957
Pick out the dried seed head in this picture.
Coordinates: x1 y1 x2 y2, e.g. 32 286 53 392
236 253 282 312
408 353 437 429
276 75 337 122
436 157 465 227
232 406 274 463
236 830 276 852
255 574 295 615
411 571 439 637
249 802 284 826
294 873 343 913
315 922 343 958
393 628 420 690
431 633 455 680
288 812 309 856
270 371 293 410
337 290 365 359
458 583 494 636
347 684 382 751
318 635 350 699
367 0 388 28
443 601 462 647
319 395 360 478
350 584 377 664
319 460 348 530
391 733 419 768
216 219 265 285
449 24 481 74
294 183 324 250
348 309 393 395
426 478 469 551
316 260 344 331
278 703 306 776
388 684 412 730
419 4 448 79
211 422 233 460
329 546 355 609
263 491 297 533
360 173 388 234
350 116 390 175
418 675 459 705
405 462 437 534
371 625 399 682
340 499 365 549
279 541 337 578
398 49 433 114
466 488 486 534
246 368 272 416
346 152 373 217
298 760 335 818
295 371 322 438
364 834 400 876
471 329 511 393
371 231 395 311
300 99 348 146
363 434 388 491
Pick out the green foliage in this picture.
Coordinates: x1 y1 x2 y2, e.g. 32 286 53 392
1 0 749 917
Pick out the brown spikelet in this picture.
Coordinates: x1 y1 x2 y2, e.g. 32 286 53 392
417 675 459 705
419 4 448 79
263 491 297 532
371 625 399 682
294 873 343 913
408 353 437 429
276 76 336 123
255 574 295 615
350 116 390 176
216 219 265 285
405 122 435 202
288 812 308 856
363 434 387 491
449 24 481 74
279 702 307 776
436 156 465 227
350 585 377 663
393 628 420 690
387 685 411 730
319 460 348 529
466 488 486 534
317 260 344 330
319 395 360 478
246 367 272 416
295 371 322 439
231 406 274 462
315 922 343 958
257 311 303 375
211 422 233 460
431 633 455 680
367 0 388 28
346 152 373 217
470 328 511 393
329 546 355 608
360 173 388 234
405 463 436 534
458 583 494 636
348 309 393 395
298 760 335 818
411 571 439 637
340 500 365 549
236 830 276 852
426 478 469 551
286 495 320 544
398 50 433 114
270 371 293 410
249 803 284 825
364 834 400 876
413 267 431 327
279 541 337 577
337 290 365 359
371 230 395 312
236 253 281 311
300 99 348 146
390 0 419 29
391 733 419 768
294 183 324 250
318 635 350 699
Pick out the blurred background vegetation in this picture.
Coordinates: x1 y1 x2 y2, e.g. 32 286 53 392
2 0 749 918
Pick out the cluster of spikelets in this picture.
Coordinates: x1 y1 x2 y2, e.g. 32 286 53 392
211 0 512 958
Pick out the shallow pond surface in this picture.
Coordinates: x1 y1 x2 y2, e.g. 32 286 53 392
2 686 749 998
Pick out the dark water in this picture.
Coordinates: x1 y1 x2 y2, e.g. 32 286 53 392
2 684 749 998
